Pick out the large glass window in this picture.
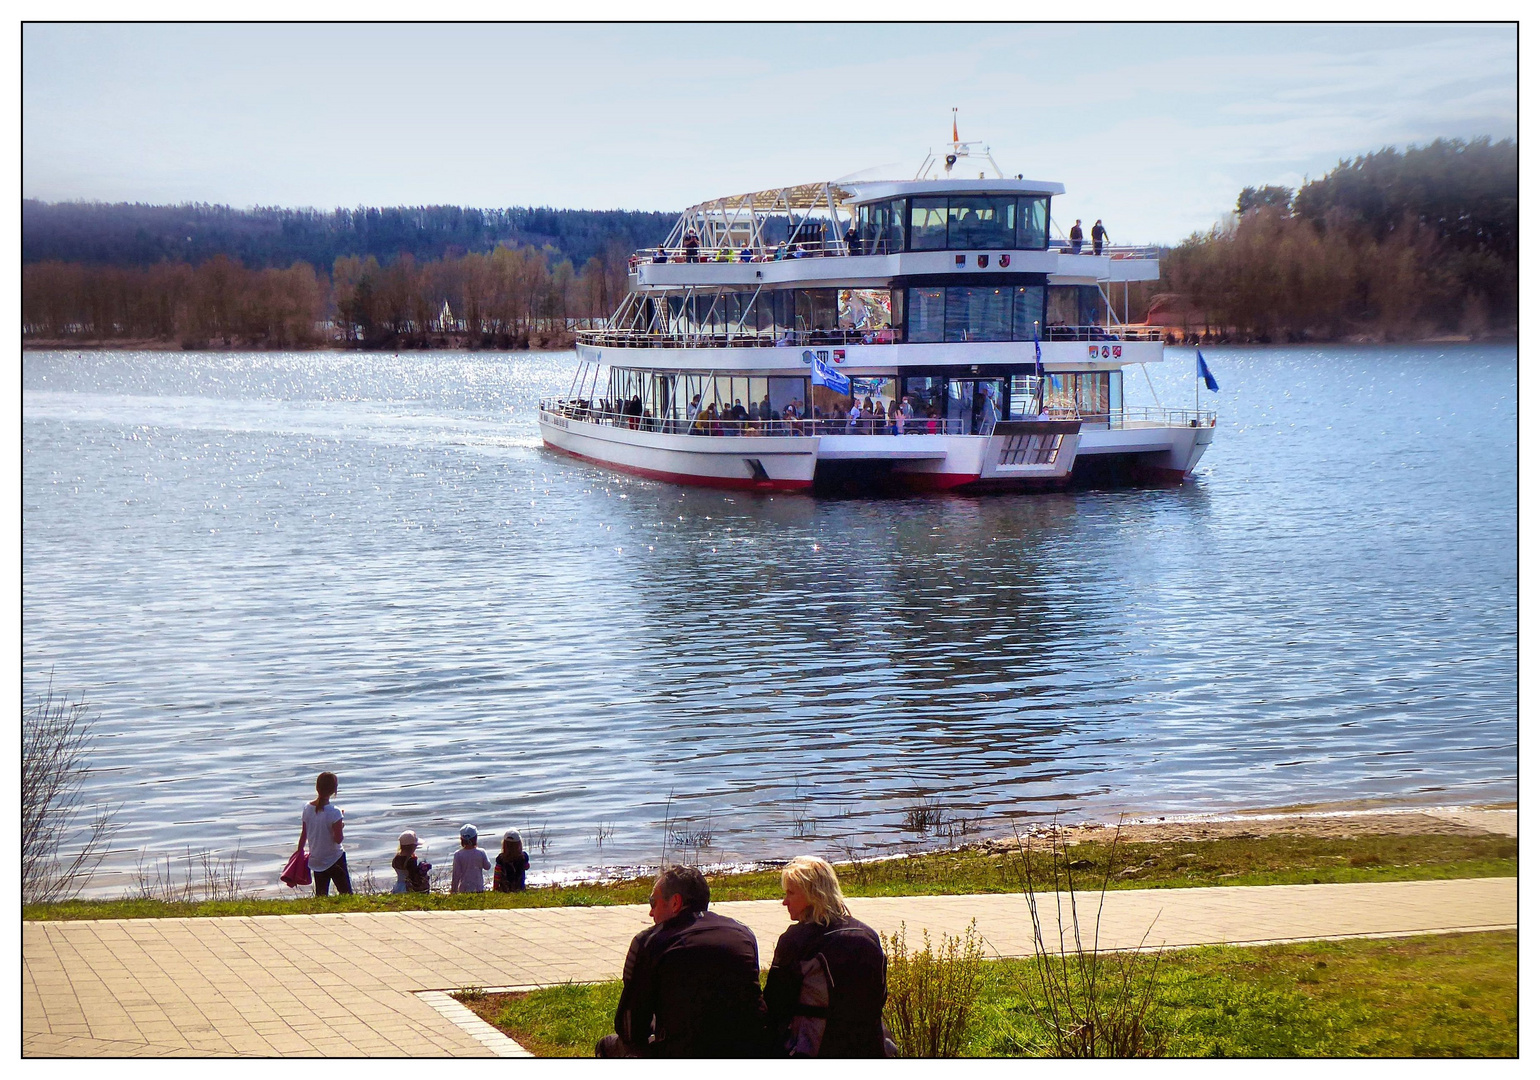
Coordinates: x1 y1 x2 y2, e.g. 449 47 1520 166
906 287 945 342
1013 285 1045 341
1017 197 1049 249
901 377 948 425
944 286 1013 342
1047 286 1080 329
794 289 838 331
947 196 1016 249
909 198 948 250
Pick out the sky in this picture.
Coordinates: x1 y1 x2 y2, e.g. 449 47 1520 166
21 21 1518 245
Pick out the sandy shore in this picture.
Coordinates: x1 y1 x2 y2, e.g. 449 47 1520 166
977 801 1518 850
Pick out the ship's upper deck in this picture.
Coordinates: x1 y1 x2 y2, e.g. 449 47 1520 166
629 166 1155 290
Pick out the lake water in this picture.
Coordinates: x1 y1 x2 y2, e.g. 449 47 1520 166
22 345 1517 895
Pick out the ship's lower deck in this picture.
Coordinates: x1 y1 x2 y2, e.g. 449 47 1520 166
538 407 1213 494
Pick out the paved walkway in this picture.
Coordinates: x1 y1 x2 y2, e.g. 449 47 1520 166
23 876 1516 1057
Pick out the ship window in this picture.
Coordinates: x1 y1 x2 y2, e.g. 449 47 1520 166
909 198 948 250
794 289 838 331
838 288 891 331
947 196 1015 249
901 376 948 421
1018 197 1049 249
1013 285 1045 341
906 287 945 342
1047 286 1080 328
944 286 1013 342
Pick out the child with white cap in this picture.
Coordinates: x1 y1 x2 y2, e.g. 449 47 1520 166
450 824 492 894
493 829 530 892
391 831 432 893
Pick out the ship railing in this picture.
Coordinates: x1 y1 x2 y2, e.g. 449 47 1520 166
1050 243 1162 259
1107 406 1217 429
575 325 1160 348
630 240 856 267
574 328 899 349
1043 325 1164 342
540 399 979 437
630 240 1161 266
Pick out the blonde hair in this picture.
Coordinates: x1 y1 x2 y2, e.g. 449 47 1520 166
781 855 850 925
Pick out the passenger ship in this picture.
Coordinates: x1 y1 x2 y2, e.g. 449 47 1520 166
539 135 1215 493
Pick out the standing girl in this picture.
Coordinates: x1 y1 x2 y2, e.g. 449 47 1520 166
296 771 351 896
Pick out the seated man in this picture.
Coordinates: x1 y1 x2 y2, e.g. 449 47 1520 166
597 866 766 1058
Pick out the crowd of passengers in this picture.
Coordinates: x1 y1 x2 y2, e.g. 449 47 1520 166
572 393 1012 436
636 225 874 267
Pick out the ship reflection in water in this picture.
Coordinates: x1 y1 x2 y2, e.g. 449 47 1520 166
21 346 1517 895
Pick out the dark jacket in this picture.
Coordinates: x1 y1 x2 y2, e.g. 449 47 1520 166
613 909 767 1058
493 851 529 892
391 853 431 893
764 916 887 1057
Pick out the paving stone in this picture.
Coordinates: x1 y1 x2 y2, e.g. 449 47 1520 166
22 877 1517 1058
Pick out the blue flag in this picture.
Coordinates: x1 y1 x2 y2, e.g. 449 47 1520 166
1197 350 1219 392
1034 337 1044 380
810 352 850 396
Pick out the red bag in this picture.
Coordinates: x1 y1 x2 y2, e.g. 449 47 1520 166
281 849 311 888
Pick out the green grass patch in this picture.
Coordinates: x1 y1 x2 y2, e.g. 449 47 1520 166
24 832 1516 921
460 931 1516 1058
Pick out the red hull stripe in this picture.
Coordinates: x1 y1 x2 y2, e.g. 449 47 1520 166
544 441 813 492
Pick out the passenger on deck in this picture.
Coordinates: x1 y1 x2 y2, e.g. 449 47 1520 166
843 224 861 256
652 246 668 264
926 406 941 433
847 401 862 434
715 247 732 263
739 244 754 262
683 231 700 263
1069 220 1084 254
1092 219 1109 256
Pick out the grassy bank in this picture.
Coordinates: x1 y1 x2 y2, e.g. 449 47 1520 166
24 831 1515 921
461 930 1517 1057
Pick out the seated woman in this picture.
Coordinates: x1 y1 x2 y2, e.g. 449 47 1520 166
764 856 889 1057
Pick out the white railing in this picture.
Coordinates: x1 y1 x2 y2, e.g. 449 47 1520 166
540 399 974 437
1109 407 1216 428
575 325 1159 348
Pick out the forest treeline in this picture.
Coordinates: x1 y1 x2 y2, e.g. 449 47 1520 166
23 244 633 350
21 136 1516 349
22 201 676 272
1151 137 1516 341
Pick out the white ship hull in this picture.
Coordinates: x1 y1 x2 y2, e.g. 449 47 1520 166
539 407 1210 493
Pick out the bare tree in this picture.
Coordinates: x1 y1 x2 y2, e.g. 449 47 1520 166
22 681 120 904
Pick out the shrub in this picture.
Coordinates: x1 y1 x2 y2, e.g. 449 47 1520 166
882 919 986 1057
1013 821 1166 1057
22 682 118 904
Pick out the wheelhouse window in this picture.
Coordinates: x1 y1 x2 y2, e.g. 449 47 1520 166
909 198 948 250
947 197 1016 249
1017 197 1049 249
855 199 905 255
